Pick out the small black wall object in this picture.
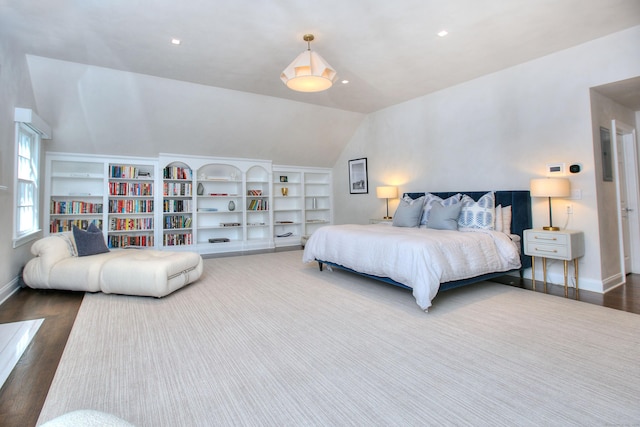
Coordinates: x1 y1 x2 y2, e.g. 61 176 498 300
569 164 581 173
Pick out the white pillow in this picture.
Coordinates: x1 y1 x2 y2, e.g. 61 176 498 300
494 205 504 232
502 205 512 234
458 191 495 230
420 193 462 225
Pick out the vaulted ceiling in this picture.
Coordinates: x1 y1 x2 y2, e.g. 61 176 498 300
3 0 639 114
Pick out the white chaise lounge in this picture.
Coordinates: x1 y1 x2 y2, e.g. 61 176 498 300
23 229 203 297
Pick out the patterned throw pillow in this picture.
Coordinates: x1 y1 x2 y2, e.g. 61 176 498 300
458 191 495 230
420 193 462 226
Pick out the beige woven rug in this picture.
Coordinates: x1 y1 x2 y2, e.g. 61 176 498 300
38 250 640 426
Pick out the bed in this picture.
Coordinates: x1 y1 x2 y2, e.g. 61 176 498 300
302 191 532 311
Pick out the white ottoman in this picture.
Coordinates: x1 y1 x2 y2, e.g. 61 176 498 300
100 250 204 297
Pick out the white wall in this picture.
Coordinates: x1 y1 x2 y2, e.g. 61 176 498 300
26 56 365 168
333 26 640 292
590 91 638 289
0 38 40 303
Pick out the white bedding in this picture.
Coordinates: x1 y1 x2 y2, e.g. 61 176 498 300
302 223 521 310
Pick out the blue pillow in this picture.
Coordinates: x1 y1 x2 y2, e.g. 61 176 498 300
420 193 462 225
73 223 110 257
392 196 425 227
426 203 462 230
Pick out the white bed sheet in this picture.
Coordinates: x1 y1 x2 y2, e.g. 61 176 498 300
302 223 521 310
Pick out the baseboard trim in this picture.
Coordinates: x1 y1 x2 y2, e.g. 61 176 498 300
0 277 21 307
603 273 625 292
521 267 605 293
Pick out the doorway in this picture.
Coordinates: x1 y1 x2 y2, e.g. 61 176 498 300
612 120 640 276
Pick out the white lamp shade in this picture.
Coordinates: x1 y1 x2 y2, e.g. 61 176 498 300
280 50 337 92
530 178 571 198
376 186 398 199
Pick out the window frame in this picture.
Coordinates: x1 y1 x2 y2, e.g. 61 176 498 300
13 122 42 248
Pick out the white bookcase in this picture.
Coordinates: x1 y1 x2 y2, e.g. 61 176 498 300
195 162 245 252
161 161 194 248
303 169 332 237
273 166 332 247
45 152 331 254
47 155 105 233
245 165 271 248
106 160 156 248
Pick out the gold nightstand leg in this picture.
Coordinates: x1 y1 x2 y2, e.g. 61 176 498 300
564 260 569 298
574 258 579 299
531 256 536 291
542 257 547 293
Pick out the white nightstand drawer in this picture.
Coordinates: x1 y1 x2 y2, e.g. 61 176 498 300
527 232 568 245
526 242 569 259
523 229 585 262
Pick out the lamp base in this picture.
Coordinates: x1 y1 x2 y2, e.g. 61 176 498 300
383 216 392 220
542 226 560 231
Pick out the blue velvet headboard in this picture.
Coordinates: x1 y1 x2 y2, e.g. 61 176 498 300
405 191 532 269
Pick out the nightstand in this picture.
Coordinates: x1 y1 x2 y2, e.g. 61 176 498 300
523 229 585 297
369 219 393 224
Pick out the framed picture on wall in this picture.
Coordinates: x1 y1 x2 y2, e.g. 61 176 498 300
349 158 368 194
600 126 613 182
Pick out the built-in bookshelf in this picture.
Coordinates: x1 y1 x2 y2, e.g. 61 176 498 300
303 170 332 237
107 161 156 248
272 168 303 247
195 163 244 249
272 166 332 247
245 165 270 244
45 153 331 254
162 162 193 247
47 157 105 233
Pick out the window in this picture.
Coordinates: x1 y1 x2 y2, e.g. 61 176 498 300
13 122 41 247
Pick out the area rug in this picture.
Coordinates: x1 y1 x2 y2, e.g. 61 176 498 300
38 250 640 426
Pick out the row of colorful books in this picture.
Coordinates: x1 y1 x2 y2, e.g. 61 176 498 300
108 199 154 214
163 181 192 196
109 182 154 196
108 217 154 231
50 219 103 233
163 233 193 246
108 234 155 248
247 199 268 210
164 215 192 229
163 199 192 213
163 166 192 180
50 200 103 215
109 165 152 179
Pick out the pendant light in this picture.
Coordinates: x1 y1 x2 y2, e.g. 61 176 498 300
280 34 337 92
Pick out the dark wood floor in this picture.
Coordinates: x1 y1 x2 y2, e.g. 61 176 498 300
1 276 639 427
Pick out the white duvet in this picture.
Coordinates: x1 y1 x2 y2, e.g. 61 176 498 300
302 224 521 310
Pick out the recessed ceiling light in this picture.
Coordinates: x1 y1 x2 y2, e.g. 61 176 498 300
437 30 448 37
171 38 181 45
341 80 349 84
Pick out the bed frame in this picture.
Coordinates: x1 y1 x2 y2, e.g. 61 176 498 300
317 190 532 293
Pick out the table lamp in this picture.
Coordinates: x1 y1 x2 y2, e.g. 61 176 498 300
376 186 398 219
530 178 570 231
